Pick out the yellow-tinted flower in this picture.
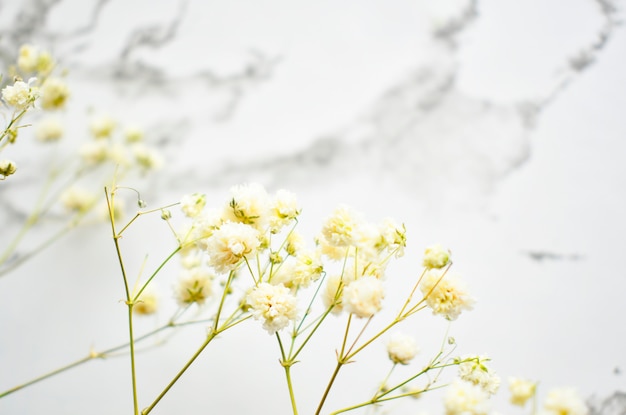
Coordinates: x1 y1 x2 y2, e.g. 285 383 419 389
0 160 17 178
35 117 64 142
40 78 69 110
419 269 474 320
509 377 536 406
386 332 419 365
246 282 298 335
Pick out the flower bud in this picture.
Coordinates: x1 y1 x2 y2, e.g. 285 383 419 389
0 159 17 177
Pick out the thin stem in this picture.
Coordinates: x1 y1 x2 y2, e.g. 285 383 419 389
315 314 353 415
277 334 299 415
315 362 343 415
0 355 92 398
127 306 139 415
105 187 138 415
141 332 216 415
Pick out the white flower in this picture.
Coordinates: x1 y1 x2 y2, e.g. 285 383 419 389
269 189 301 232
444 380 490 415
206 222 260 274
457 355 500 395
378 218 406 257
79 141 109 164
321 205 363 247
285 231 305 256
40 78 69 110
246 282 298 334
423 244 451 269
35 117 64 142
190 208 224 249
174 268 213 305
419 268 474 320
508 377 536 406
133 285 159 315
342 275 384 318
291 249 323 288
17 44 54 75
89 114 116 139
132 143 162 170
180 193 206 218
543 388 588 415
124 125 144 142
386 332 419 365
223 183 271 230
0 160 17 178
2 80 38 109
17 44 39 73
60 187 96 212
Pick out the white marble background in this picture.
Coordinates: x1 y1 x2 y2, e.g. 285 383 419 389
0 0 625 414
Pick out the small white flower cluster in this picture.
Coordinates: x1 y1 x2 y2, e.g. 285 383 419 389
317 205 407 318
78 113 162 172
386 332 419 365
444 379 490 415
456 355 501 395
508 376 537 406
419 267 474 321
168 184 304 334
541 388 588 415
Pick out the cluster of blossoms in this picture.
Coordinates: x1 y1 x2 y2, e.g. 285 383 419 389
78 113 162 172
318 205 406 318
419 243 474 321
456 355 501 395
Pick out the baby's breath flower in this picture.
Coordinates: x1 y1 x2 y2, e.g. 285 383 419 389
419 268 474 320
0 159 17 178
40 78 69 110
79 140 109 164
444 380 490 415
322 274 346 313
269 189 300 232
543 388 588 415
132 143 162 171
35 51 54 75
386 332 419 365
292 249 323 288
60 187 96 212
423 244 451 269
508 377 537 406
246 282 298 335
180 193 206 218
314 235 346 261
191 208 224 249
124 125 144 142
224 182 271 230
379 218 406 257
206 222 260 274
89 114 116 139
2 79 38 109
17 44 39 73
457 355 500 395
175 268 213 305
133 285 159 315
342 275 384 318
107 142 130 166
35 117 64 142
321 205 363 247
285 231 304 256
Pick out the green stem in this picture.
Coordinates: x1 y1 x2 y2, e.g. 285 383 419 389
0 355 92 399
315 361 343 415
277 334 299 415
127 305 139 415
141 332 216 415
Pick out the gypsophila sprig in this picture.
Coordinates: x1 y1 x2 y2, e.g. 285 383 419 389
2 177 581 415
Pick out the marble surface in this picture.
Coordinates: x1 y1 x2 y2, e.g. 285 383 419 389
0 0 625 414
